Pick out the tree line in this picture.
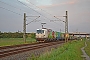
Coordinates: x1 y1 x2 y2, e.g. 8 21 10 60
0 31 35 38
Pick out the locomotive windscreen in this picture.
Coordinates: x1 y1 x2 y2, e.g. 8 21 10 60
37 30 44 34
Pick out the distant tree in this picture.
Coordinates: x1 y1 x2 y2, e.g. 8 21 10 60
0 31 2 38
0 31 1 33
30 33 35 38
0 32 24 38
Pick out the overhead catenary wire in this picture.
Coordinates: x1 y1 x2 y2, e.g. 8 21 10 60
26 0 65 23
54 16 66 22
26 0 54 17
0 0 31 14
25 0 64 27
0 0 42 25
0 0 55 19
17 0 60 24
0 0 64 30
0 6 22 16
26 16 40 25
0 0 41 23
0 1 21 10
0 0 48 19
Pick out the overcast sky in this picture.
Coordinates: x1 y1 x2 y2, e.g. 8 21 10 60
0 0 90 33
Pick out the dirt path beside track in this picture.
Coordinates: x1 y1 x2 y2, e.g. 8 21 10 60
81 40 90 60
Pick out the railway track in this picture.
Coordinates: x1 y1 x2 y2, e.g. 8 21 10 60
0 41 64 58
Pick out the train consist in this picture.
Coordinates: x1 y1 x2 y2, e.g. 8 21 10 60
36 28 73 42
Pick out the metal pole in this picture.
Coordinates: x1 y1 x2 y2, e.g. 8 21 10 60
64 12 66 43
23 13 26 43
66 11 68 42
65 11 68 42
51 11 68 42
66 11 68 33
23 13 40 43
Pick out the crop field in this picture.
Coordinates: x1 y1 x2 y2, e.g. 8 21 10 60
85 39 90 57
28 40 85 60
0 38 36 46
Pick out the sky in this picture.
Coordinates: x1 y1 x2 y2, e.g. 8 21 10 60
0 0 90 33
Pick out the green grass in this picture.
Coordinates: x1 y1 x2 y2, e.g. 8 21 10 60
27 40 85 60
0 38 36 46
85 39 90 57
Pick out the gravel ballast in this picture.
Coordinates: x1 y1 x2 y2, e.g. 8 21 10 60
0 43 63 60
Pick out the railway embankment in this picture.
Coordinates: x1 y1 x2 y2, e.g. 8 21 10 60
0 41 64 60
1 39 89 60
29 40 85 60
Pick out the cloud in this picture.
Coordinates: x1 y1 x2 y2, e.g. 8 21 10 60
38 0 78 8
61 0 77 5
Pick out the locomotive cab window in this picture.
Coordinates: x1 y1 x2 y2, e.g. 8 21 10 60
37 30 44 34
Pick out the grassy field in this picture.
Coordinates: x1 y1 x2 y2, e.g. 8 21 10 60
85 39 90 57
0 38 36 46
28 40 85 60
